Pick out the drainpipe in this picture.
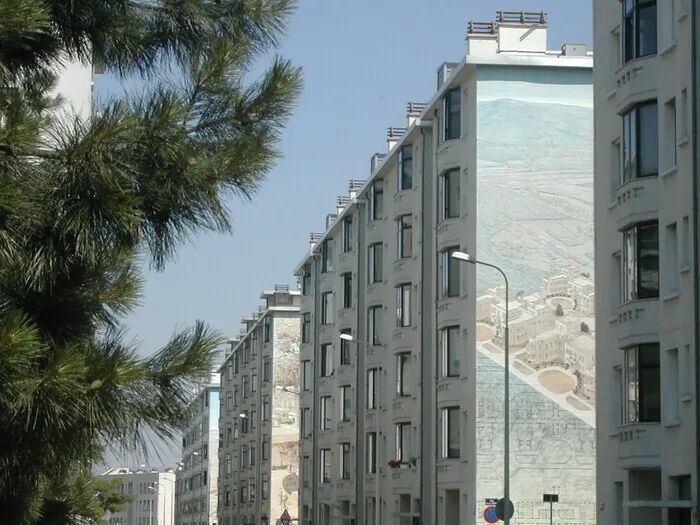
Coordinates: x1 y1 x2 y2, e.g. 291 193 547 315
418 125 427 525
312 253 321 525
692 0 700 516
433 108 441 525
355 199 367 525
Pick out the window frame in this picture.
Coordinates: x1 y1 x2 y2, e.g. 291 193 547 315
340 443 351 480
301 312 311 343
301 265 312 295
301 360 312 390
321 291 334 325
622 221 659 302
440 406 461 459
622 0 658 64
366 368 378 409
341 216 353 253
341 272 353 309
441 247 461 298
394 422 411 462
339 329 352 365
397 215 413 259
440 326 460 377
340 385 352 422
398 144 413 191
368 242 384 284
396 283 412 327
370 180 384 220
320 395 332 430
623 343 661 423
320 448 332 483
396 352 411 397
366 432 377 473
367 305 383 346
320 343 334 377
441 168 461 219
321 240 334 273
621 101 659 184
443 87 461 141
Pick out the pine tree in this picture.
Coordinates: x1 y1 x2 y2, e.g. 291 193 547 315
0 1 302 522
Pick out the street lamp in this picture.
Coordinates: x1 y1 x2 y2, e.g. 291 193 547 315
339 334 381 525
451 251 512 525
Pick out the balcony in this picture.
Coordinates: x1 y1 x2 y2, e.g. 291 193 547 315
614 55 658 114
617 423 661 469
393 189 416 218
615 299 660 347
611 177 659 231
437 218 461 253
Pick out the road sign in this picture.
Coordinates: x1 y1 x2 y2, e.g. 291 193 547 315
485 498 499 506
280 509 291 525
495 498 515 521
484 506 499 524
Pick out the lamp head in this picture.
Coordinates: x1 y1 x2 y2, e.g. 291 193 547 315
451 251 472 262
339 333 354 342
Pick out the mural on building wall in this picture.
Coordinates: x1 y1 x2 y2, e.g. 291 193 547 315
270 316 300 525
474 67 596 524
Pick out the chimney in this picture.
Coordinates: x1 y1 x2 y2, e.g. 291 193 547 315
406 102 427 127
309 232 323 251
348 179 366 200
337 195 351 215
466 21 498 56
370 153 386 173
386 127 407 152
495 10 548 54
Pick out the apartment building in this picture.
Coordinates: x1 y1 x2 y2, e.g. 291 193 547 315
98 467 176 525
594 1 698 524
174 372 221 525
295 10 596 525
52 58 97 119
217 286 301 525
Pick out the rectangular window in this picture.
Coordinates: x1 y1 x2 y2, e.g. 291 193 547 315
320 396 332 430
396 353 411 396
442 247 461 297
440 406 461 459
622 0 658 63
321 240 334 273
341 273 353 308
395 422 411 462
301 407 311 437
666 348 680 422
341 217 353 253
664 98 677 169
261 474 269 500
440 326 460 377
370 180 384 220
251 369 258 391
263 317 271 343
302 264 312 295
368 305 384 346
367 368 378 409
622 102 658 183
302 456 311 487
682 216 690 268
397 215 413 258
441 168 461 219
443 87 461 140
262 356 271 381
368 242 383 283
680 89 689 140
366 432 377 473
340 385 351 421
320 449 332 483
622 222 659 301
340 443 351 479
396 283 411 327
301 313 311 343
262 435 269 460
262 397 270 421
669 475 692 525
665 222 678 295
320 343 334 377
321 292 334 324
301 360 312 390
624 343 661 423
398 145 413 191
340 329 351 365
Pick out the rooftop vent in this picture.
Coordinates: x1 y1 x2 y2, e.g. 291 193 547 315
337 195 351 215
387 126 407 152
309 231 324 251
406 102 427 127
348 179 366 200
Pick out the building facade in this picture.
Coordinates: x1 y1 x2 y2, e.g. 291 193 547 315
175 373 221 525
594 0 698 524
99 467 176 525
295 11 596 525
217 285 301 525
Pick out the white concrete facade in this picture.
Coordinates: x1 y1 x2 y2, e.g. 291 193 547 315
51 58 96 120
295 11 595 525
594 0 698 524
175 374 221 525
217 286 301 525
99 467 176 525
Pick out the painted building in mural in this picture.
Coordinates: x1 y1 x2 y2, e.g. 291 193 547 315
295 10 595 525
217 286 300 525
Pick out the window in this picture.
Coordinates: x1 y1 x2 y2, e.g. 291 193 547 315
440 407 460 459
321 292 334 324
398 145 413 190
441 168 460 219
321 240 334 273
440 326 460 377
342 217 353 253
368 243 383 283
320 449 332 483
396 353 410 396
261 474 269 500
341 273 353 308
665 222 678 295
302 360 312 390
262 435 270 460
395 422 411 462
320 344 334 377
441 248 461 297
262 356 271 382
669 475 692 525
320 396 332 430
340 443 351 479
664 98 677 170
682 216 690 268
368 305 384 345
301 313 311 343
623 0 658 63
340 385 351 421
340 330 351 365
443 87 461 140
366 432 377 473
262 396 270 421
622 222 659 301
397 215 413 258
680 89 689 140
396 283 411 327
302 264 312 295
370 180 384 220
367 368 378 409
263 317 271 343
622 102 658 183
251 369 258 391
301 407 311 437
624 343 661 423
302 456 311 487
666 348 680 422
225 454 232 475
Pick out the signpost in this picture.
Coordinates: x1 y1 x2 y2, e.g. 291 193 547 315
280 509 291 525
495 498 515 522
484 506 499 524
543 493 559 525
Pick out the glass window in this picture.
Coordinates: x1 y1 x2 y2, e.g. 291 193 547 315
262 356 271 382
341 273 353 309
340 330 351 365
301 312 311 343
398 145 413 190
622 102 658 183
396 283 411 327
366 432 377 473
624 343 660 423
397 215 413 258
370 180 384 220
440 326 460 377
340 385 351 422
396 353 410 396
440 407 460 459
321 292 334 324
622 222 659 301
301 265 312 295
441 247 461 297
320 396 332 430
623 0 658 63
367 368 377 409
368 242 383 283
442 168 460 219
368 305 384 346
321 240 334 273
320 343 333 377
340 443 351 479
394 422 411 462
341 217 353 253
301 360 312 390
443 87 461 140
320 449 332 483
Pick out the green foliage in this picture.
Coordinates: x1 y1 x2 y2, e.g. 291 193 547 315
0 0 302 523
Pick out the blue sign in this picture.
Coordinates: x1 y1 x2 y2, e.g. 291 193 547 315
484 506 499 523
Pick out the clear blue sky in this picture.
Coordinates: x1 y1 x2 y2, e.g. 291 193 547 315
97 0 592 371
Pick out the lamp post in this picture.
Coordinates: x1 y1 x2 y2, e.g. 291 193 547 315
451 251 512 525
339 333 380 525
